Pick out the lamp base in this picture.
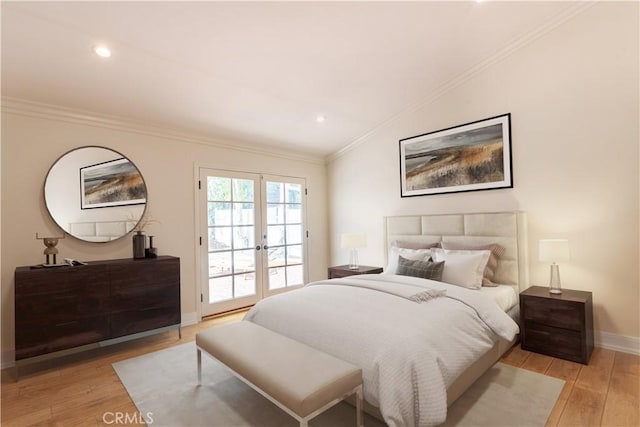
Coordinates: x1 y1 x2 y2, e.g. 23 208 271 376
548 263 562 294
348 248 359 270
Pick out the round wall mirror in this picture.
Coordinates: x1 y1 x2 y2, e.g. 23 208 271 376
44 146 147 242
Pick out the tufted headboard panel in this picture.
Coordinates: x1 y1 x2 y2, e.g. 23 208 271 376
384 211 528 292
69 220 137 242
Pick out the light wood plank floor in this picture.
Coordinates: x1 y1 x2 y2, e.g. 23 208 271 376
1 312 638 426
501 344 640 427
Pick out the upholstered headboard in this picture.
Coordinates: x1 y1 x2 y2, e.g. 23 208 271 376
69 220 137 242
384 211 528 292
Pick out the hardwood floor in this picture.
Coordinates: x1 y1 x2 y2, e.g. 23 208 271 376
501 344 639 427
1 312 638 426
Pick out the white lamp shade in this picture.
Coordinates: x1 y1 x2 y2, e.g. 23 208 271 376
341 233 366 249
539 239 570 262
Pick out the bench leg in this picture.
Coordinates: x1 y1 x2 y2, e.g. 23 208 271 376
355 385 363 427
197 348 202 385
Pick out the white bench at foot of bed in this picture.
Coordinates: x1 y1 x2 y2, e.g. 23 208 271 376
196 321 364 427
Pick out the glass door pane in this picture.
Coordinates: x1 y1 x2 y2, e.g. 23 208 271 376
200 170 305 317
263 178 306 292
201 170 262 316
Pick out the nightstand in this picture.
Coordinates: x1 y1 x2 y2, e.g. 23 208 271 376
520 286 594 364
328 265 383 279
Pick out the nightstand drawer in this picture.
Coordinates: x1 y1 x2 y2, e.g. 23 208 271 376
328 265 383 279
521 297 583 331
522 321 583 363
330 270 358 279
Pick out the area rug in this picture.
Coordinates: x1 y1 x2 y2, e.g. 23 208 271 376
113 342 564 426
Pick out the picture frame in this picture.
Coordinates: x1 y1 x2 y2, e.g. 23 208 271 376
399 113 512 197
80 158 147 209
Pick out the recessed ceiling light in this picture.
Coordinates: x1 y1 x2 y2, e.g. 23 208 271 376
316 115 326 123
94 45 112 58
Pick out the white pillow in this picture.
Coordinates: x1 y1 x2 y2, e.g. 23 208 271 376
430 248 491 289
383 247 431 274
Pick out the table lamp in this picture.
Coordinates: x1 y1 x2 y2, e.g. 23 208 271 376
539 239 570 294
341 233 366 270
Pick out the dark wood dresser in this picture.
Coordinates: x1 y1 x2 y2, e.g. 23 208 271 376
328 265 383 279
520 285 594 364
14 256 180 364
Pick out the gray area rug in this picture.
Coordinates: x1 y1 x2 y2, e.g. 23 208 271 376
113 342 564 427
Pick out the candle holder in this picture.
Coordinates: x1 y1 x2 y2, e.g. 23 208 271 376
145 235 158 258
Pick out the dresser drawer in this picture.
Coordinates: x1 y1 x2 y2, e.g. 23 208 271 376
15 265 108 295
16 317 110 360
521 296 583 331
48 317 110 351
111 307 181 338
16 287 109 324
111 281 180 311
109 258 179 288
522 321 584 363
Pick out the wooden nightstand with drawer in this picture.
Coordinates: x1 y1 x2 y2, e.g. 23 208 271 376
520 286 594 364
328 265 383 279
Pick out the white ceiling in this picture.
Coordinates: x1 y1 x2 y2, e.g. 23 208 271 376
2 1 575 159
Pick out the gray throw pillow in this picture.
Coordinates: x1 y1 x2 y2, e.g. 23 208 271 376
396 255 445 281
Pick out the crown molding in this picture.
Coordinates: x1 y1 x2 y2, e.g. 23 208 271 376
326 1 597 163
1 97 326 166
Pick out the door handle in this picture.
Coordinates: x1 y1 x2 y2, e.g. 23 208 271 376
255 245 261 251
263 245 269 250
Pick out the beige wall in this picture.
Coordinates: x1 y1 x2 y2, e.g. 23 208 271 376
328 3 639 340
0 110 328 363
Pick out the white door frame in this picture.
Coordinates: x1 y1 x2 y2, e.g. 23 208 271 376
194 164 308 320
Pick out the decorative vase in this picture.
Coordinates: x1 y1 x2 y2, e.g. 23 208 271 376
133 231 146 259
145 235 158 258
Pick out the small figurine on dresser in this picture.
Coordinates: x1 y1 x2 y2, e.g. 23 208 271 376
36 233 65 265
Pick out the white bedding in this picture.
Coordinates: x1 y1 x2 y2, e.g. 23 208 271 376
244 274 519 427
479 284 518 312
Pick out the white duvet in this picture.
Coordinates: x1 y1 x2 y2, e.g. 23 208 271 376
244 274 519 427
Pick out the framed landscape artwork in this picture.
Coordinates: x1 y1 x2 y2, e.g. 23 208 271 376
80 158 147 209
399 113 512 197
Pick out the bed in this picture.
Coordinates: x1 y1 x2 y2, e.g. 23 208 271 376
245 211 528 426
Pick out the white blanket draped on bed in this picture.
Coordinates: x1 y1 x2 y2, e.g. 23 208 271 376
244 274 519 427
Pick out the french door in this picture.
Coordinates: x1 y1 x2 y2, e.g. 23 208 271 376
199 169 306 317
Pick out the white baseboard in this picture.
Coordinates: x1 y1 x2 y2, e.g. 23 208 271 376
181 311 199 327
596 331 640 355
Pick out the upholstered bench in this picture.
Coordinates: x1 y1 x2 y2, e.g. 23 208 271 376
196 321 364 427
